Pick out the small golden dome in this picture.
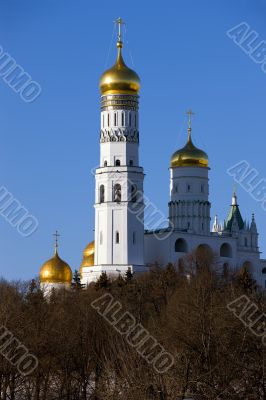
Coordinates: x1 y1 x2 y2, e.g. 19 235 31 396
40 249 72 284
80 241 95 275
171 135 208 168
99 41 140 96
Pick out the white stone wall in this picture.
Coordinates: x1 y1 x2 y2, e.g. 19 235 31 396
169 166 210 235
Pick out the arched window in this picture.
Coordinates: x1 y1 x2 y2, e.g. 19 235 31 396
115 159 121 166
242 261 253 273
115 231 120 244
131 184 138 202
100 231 103 245
187 184 191 192
113 184 121 202
175 238 188 253
104 160 108 167
100 185 105 203
220 243 232 258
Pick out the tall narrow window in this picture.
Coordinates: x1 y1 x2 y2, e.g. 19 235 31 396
113 184 121 202
245 237 248 247
131 184 138 202
129 113 132 126
115 159 121 166
100 231 103 245
107 113 110 126
122 112 125 126
100 185 105 203
114 113 117 126
115 231 120 244
201 184 204 193
104 160 108 167
129 160 133 166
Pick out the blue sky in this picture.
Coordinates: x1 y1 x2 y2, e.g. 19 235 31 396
1 0 266 280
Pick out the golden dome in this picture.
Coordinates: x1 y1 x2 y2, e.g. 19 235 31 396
80 241 95 275
40 249 72 284
171 136 208 168
99 40 140 96
171 111 208 168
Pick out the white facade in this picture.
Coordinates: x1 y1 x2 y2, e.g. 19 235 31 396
81 93 146 284
80 34 266 289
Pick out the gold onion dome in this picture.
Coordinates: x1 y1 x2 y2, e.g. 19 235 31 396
39 249 72 284
80 241 95 274
171 111 208 168
99 19 140 95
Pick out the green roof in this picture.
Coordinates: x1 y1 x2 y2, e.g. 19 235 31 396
225 204 244 231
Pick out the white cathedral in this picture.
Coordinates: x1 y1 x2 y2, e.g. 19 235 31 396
39 20 266 294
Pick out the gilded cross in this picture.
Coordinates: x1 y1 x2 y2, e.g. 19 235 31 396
114 17 126 42
186 109 195 130
53 230 60 252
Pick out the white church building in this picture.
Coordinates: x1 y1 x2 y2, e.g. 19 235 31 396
39 20 266 293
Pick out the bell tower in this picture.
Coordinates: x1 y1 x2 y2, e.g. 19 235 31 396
169 111 211 235
83 19 145 284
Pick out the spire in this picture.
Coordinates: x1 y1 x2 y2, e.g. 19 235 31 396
250 213 257 233
186 109 195 142
115 17 125 46
212 214 220 233
225 191 244 231
114 17 126 63
232 191 238 206
53 230 60 255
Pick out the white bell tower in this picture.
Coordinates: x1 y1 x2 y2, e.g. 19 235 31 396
82 19 145 284
169 111 211 235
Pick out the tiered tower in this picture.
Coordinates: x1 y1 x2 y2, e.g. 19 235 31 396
81 19 145 284
169 111 211 235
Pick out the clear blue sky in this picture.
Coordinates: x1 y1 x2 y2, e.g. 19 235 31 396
1 0 266 281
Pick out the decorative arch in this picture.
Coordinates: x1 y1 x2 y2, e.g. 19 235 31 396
242 260 253 273
220 243 233 258
175 238 188 253
196 244 213 263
